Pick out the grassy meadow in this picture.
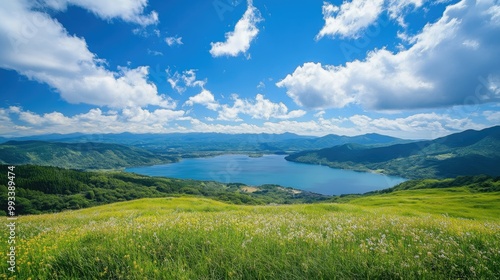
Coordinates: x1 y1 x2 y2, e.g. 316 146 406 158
2 188 500 279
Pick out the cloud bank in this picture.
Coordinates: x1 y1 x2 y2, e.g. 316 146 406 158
1 105 486 139
278 0 500 110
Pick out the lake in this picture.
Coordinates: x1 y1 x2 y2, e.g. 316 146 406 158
126 154 407 195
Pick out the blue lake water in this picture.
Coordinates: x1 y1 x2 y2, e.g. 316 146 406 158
126 154 407 195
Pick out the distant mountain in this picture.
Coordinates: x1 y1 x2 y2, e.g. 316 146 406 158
2 132 407 153
286 126 500 179
275 133 409 151
0 141 176 169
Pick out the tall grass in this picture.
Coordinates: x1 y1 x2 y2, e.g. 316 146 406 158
2 195 499 279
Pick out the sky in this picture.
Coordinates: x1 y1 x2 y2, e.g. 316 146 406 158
0 0 499 139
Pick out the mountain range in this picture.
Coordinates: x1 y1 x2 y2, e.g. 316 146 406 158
286 126 500 179
0 132 408 154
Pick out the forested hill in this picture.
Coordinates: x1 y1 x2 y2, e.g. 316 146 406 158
0 141 177 169
286 126 500 179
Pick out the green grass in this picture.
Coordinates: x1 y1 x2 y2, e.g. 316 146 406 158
2 190 500 279
345 187 500 220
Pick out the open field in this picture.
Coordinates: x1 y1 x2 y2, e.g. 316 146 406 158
2 188 499 279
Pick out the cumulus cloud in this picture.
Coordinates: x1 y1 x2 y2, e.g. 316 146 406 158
217 94 306 121
184 89 220 111
279 0 500 110
40 0 158 26
209 0 262 57
173 70 305 122
276 62 356 109
316 0 385 39
165 36 183 46
0 1 174 109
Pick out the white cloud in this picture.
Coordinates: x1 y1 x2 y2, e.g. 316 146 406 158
41 0 158 26
279 0 500 110
386 0 425 27
167 69 206 94
172 70 303 122
217 94 306 121
0 106 488 139
147 49 163 56
0 1 174 109
209 0 262 57
3 107 186 136
187 111 484 139
121 107 185 123
316 0 385 39
165 36 183 46
8 106 21 114
314 110 326 118
484 111 500 122
276 62 356 109
347 113 484 139
0 108 30 136
316 0 445 40
184 89 220 111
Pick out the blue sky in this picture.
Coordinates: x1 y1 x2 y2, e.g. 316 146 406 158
0 0 499 139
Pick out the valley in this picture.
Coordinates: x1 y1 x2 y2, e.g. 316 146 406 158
2 0 500 278
1 126 500 279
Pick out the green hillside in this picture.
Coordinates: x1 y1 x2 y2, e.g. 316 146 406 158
0 141 177 169
2 190 499 279
286 126 500 179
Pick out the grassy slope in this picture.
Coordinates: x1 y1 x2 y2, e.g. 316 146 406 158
345 187 500 220
2 189 499 279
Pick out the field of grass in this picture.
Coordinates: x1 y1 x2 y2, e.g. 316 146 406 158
2 190 500 279
344 187 500 221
